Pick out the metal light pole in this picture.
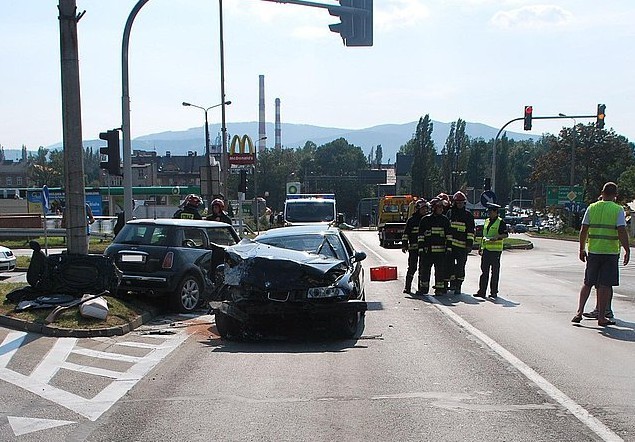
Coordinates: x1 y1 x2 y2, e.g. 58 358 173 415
253 136 267 234
219 0 229 198
182 101 231 210
559 113 577 187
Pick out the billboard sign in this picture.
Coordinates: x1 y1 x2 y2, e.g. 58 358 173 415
228 135 255 165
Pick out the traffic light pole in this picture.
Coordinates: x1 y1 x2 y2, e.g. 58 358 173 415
122 0 150 222
491 113 597 192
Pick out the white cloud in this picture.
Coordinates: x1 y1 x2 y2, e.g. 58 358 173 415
490 4 573 30
376 0 431 30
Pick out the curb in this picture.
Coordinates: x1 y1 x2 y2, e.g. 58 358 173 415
0 309 157 338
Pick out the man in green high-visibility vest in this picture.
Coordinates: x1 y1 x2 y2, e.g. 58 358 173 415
572 182 630 327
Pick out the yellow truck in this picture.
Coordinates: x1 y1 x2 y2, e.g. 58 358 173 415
377 195 417 248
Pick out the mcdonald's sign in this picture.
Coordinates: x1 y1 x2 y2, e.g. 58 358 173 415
228 134 255 165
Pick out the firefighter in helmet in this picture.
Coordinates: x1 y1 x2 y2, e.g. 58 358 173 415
173 194 203 220
446 191 475 294
416 197 451 296
401 198 429 294
206 198 232 225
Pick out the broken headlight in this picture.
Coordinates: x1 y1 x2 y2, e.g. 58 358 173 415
307 286 345 298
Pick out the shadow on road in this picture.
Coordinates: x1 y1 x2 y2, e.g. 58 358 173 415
200 316 383 353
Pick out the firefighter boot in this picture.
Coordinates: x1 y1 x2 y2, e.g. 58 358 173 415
403 275 413 294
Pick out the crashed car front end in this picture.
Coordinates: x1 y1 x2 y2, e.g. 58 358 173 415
210 241 366 336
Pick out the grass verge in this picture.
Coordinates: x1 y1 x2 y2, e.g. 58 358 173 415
0 283 155 329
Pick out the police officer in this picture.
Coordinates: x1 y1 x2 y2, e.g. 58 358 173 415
446 191 475 294
401 199 429 294
474 203 508 299
416 197 451 296
173 194 203 220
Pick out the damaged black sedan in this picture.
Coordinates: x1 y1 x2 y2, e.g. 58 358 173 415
211 225 367 339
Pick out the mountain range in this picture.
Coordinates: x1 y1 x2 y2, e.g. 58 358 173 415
9 120 540 163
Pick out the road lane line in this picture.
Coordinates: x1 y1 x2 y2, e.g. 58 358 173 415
0 332 26 368
357 236 389 263
429 296 623 442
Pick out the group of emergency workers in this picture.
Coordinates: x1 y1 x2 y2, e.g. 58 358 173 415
173 194 232 225
402 191 476 296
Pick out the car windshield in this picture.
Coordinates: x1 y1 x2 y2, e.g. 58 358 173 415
286 202 335 222
257 233 346 260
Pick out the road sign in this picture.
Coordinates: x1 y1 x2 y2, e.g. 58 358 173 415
480 190 497 207
42 185 50 213
546 186 583 206
286 182 301 194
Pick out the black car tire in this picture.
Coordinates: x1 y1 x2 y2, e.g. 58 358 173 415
215 310 241 339
172 274 202 313
334 311 362 339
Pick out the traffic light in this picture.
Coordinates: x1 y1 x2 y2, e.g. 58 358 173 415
99 130 121 176
239 169 247 193
328 0 373 47
596 104 606 129
523 105 533 131
483 177 491 191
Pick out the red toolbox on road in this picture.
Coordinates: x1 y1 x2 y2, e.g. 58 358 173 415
370 266 398 281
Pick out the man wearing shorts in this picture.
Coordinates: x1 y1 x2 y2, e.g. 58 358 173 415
572 182 630 326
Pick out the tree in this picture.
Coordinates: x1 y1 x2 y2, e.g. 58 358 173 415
409 115 439 198
531 125 634 204
441 118 468 193
375 144 383 168
28 147 63 187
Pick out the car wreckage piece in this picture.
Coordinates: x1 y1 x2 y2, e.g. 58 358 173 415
210 241 366 339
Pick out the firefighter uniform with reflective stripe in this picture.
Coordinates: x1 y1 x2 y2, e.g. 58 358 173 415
402 209 425 293
417 210 451 295
446 206 475 293
476 213 507 297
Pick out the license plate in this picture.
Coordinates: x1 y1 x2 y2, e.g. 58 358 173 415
121 254 145 263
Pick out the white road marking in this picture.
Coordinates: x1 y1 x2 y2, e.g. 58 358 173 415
8 416 76 436
357 236 389 263
72 346 143 363
0 331 190 421
428 296 624 442
0 332 27 368
30 338 77 383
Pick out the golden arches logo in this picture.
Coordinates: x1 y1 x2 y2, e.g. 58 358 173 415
229 135 254 155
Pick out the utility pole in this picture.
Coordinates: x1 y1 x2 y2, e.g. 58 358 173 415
59 0 88 254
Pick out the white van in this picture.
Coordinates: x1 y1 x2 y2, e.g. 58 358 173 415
283 194 337 226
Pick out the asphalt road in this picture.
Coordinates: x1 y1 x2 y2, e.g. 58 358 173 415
0 231 633 441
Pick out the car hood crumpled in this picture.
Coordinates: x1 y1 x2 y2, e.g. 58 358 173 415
222 240 347 291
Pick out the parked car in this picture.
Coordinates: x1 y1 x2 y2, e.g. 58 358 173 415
104 219 240 312
513 223 528 233
0 245 16 272
211 224 367 339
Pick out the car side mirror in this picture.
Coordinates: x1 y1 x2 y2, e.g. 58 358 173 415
353 251 367 263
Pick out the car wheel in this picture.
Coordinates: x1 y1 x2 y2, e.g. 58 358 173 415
334 312 362 339
215 310 240 339
172 274 202 313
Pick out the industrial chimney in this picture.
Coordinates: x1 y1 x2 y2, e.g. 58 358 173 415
258 75 266 152
275 98 281 149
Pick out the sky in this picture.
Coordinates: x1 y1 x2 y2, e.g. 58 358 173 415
2 0 634 156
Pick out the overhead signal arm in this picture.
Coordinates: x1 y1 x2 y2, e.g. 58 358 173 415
261 0 373 47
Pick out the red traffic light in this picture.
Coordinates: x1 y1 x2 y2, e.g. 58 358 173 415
523 105 533 131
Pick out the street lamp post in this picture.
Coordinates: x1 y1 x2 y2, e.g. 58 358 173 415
253 136 267 234
182 100 231 211
559 113 577 187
